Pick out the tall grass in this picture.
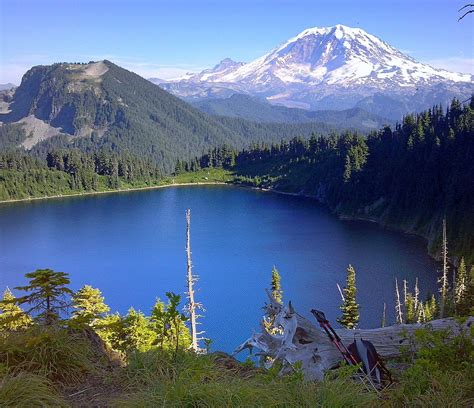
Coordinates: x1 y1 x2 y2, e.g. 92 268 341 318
114 350 377 407
0 373 68 407
1 324 472 406
0 326 99 385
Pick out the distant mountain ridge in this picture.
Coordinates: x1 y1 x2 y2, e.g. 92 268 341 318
0 61 339 171
0 83 16 91
192 94 391 130
157 25 473 119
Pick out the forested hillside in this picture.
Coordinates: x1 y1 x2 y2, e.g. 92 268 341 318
193 93 392 131
189 98 474 262
2 98 472 262
0 149 164 200
0 61 337 172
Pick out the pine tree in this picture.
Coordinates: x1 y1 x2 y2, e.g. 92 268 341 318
71 285 110 327
416 300 426 323
343 155 352 182
14 269 73 325
271 266 283 304
337 265 359 329
95 312 123 351
0 288 32 331
99 308 156 354
120 308 156 353
453 258 469 315
424 295 438 321
405 293 416 324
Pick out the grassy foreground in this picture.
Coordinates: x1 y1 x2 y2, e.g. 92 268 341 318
1 323 473 407
0 326 377 407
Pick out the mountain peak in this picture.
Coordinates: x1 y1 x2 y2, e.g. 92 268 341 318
160 25 473 115
211 58 244 71
294 24 362 39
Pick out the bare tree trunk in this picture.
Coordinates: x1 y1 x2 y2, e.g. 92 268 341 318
414 278 419 312
395 278 403 324
403 279 408 304
186 209 202 352
233 289 473 381
336 283 345 302
440 218 449 318
381 302 386 328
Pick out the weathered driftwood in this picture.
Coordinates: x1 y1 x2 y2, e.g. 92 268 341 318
233 289 473 380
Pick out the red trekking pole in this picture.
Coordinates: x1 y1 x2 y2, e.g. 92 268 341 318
311 309 359 366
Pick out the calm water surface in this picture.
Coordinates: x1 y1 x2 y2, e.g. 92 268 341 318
0 185 439 352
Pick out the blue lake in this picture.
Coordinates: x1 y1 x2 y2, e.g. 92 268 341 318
0 185 439 353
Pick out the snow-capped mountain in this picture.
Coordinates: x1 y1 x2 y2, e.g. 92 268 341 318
158 25 473 119
188 58 245 82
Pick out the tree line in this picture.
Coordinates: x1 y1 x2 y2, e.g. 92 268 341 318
0 149 163 200
0 269 192 355
184 97 474 263
271 257 473 332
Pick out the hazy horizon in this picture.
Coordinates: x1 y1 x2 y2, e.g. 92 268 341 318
1 0 473 84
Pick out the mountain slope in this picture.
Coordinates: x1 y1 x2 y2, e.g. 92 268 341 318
192 94 392 130
0 61 338 171
160 25 473 119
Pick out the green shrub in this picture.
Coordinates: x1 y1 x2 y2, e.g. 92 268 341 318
386 324 474 406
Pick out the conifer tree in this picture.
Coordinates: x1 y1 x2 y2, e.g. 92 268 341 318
271 266 283 304
71 285 110 327
337 265 359 329
14 269 73 325
95 312 122 350
453 258 469 315
405 293 416 324
120 308 156 353
424 295 438 321
416 300 426 323
0 288 32 331
99 309 156 354
343 155 352 182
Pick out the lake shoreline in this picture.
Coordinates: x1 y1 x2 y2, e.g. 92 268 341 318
246 184 440 262
0 179 440 262
0 181 230 204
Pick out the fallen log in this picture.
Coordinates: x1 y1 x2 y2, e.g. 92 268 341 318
233 289 473 380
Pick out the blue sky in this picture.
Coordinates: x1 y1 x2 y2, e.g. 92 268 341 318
1 0 473 84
